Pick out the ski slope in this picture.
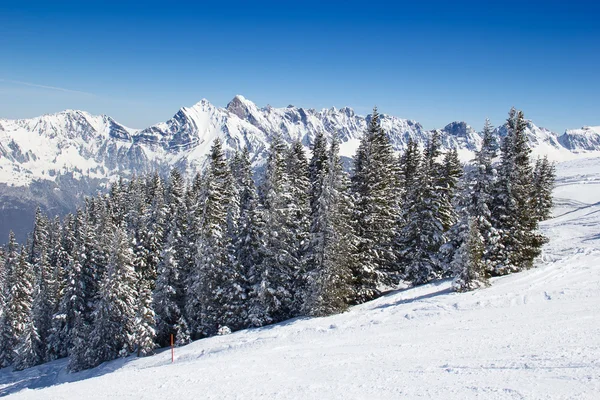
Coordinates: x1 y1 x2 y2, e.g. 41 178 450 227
1 158 599 399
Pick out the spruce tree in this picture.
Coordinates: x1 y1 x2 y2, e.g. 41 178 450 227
255 134 296 324
47 214 76 361
186 138 236 337
232 148 265 329
60 211 99 371
153 230 187 347
469 119 501 274
284 139 311 313
163 169 190 339
29 208 53 364
86 225 137 368
439 148 462 231
491 109 545 273
46 216 64 320
308 131 329 211
0 232 19 367
452 218 489 292
532 156 556 222
12 247 39 370
134 278 156 357
351 107 399 302
303 133 354 316
398 132 447 285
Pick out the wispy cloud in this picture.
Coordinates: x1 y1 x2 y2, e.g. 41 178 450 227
0 78 95 96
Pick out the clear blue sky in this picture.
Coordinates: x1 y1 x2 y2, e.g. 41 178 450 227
0 0 598 133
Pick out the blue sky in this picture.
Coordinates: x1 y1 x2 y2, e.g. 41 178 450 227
0 0 598 133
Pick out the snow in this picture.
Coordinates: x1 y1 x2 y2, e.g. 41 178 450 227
2 97 600 188
1 158 599 398
564 126 600 136
0 111 134 185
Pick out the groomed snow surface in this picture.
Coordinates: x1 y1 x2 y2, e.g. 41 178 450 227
1 158 599 399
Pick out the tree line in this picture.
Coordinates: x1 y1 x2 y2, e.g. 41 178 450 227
0 107 555 372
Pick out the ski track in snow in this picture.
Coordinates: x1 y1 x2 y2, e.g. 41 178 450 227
1 158 600 399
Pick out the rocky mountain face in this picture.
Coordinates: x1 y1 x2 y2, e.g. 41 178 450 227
0 95 598 241
558 126 600 152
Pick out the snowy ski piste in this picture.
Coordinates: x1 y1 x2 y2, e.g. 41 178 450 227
1 157 599 399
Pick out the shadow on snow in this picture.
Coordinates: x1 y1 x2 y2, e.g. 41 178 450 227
0 349 168 397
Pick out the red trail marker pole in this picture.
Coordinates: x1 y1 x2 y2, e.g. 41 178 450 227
171 334 174 363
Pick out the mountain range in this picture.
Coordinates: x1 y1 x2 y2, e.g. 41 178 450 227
1 94 599 241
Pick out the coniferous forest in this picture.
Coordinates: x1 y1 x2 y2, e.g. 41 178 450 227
0 108 555 372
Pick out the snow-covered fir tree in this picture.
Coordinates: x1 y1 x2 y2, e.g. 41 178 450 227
56 211 98 371
398 132 448 285
12 246 40 371
46 214 76 361
491 109 546 274
153 230 186 346
134 278 156 356
532 156 556 222
351 107 399 302
161 169 191 342
0 232 19 367
253 134 293 324
439 148 462 231
85 224 137 369
231 148 265 328
186 138 238 337
28 208 53 365
303 133 355 316
467 119 501 274
284 139 311 313
452 217 489 292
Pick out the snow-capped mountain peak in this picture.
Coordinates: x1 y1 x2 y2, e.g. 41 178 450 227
559 126 600 152
1 95 600 242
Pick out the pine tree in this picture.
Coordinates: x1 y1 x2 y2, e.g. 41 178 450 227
452 218 489 292
29 208 53 364
351 107 399 302
165 168 190 309
0 232 19 367
86 225 137 368
46 216 64 319
468 119 501 274
254 134 298 324
284 140 311 314
398 139 421 201
12 247 40 370
532 156 556 222
134 278 156 357
398 132 448 285
186 138 236 337
439 148 462 230
13 314 43 371
308 131 329 211
127 176 154 284
491 109 545 273
153 230 185 347
153 168 191 345
232 148 265 329
58 211 99 371
46 214 76 361
303 133 354 316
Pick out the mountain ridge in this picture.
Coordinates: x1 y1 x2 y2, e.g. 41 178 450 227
1 95 599 241
2 96 599 190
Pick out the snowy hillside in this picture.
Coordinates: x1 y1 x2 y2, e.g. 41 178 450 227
1 157 599 399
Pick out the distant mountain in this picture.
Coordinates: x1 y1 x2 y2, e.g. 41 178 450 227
0 95 598 241
558 126 600 152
